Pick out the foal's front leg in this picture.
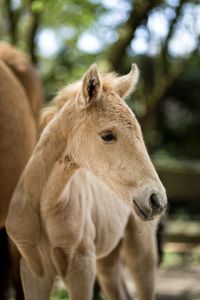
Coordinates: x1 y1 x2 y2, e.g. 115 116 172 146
20 258 55 300
123 215 158 300
96 240 133 300
53 246 96 300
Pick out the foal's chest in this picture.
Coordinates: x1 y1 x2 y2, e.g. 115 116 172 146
93 196 130 259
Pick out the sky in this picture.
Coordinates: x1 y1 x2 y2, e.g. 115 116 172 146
38 0 200 58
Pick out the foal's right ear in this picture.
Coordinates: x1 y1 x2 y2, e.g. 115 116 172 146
81 64 102 107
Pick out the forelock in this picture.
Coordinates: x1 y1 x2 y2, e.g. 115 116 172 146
39 70 136 131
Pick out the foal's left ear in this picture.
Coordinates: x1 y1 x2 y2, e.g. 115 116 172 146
81 64 102 106
114 64 139 99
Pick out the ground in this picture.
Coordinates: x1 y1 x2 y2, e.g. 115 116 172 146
156 266 200 300
51 263 200 300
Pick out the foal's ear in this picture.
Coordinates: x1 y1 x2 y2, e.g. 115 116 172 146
114 64 139 99
81 64 102 106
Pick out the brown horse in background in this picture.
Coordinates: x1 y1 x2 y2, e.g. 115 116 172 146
0 42 43 299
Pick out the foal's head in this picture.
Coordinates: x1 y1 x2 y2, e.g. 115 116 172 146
66 64 167 220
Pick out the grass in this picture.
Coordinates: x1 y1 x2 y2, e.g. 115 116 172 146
51 288 105 300
51 288 69 300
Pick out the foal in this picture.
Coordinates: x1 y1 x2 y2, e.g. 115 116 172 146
6 64 167 300
20 167 161 300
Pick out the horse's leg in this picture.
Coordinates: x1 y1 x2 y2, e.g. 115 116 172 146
96 240 133 300
20 258 55 300
156 215 166 265
123 215 158 300
0 227 11 300
53 247 95 300
9 239 24 300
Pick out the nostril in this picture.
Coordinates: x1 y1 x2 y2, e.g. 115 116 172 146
149 193 161 210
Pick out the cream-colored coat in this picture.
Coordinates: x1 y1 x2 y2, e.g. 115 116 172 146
6 64 167 300
21 167 158 300
42 168 131 262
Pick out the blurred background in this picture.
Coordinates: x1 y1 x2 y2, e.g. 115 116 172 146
1 0 200 299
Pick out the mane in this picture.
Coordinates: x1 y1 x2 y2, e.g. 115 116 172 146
39 72 118 132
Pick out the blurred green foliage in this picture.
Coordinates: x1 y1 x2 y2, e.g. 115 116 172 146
163 251 183 267
163 248 200 268
1 0 200 160
51 288 69 300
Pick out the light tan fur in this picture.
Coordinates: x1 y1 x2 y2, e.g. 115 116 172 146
6 64 167 300
19 168 159 300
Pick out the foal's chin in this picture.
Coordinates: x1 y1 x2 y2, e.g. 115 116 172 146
133 201 154 221
132 199 164 222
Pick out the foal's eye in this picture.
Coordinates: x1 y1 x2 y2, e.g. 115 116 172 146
100 131 117 143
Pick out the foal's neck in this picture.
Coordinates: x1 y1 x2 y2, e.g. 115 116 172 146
24 98 79 210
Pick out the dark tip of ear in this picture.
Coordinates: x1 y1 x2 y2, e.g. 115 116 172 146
83 64 101 101
82 63 101 104
87 78 98 98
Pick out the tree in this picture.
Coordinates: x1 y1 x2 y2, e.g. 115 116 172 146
1 0 200 158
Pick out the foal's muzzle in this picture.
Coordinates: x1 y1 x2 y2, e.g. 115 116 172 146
133 191 167 221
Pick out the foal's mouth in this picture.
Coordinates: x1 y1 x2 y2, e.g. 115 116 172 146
133 200 154 221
